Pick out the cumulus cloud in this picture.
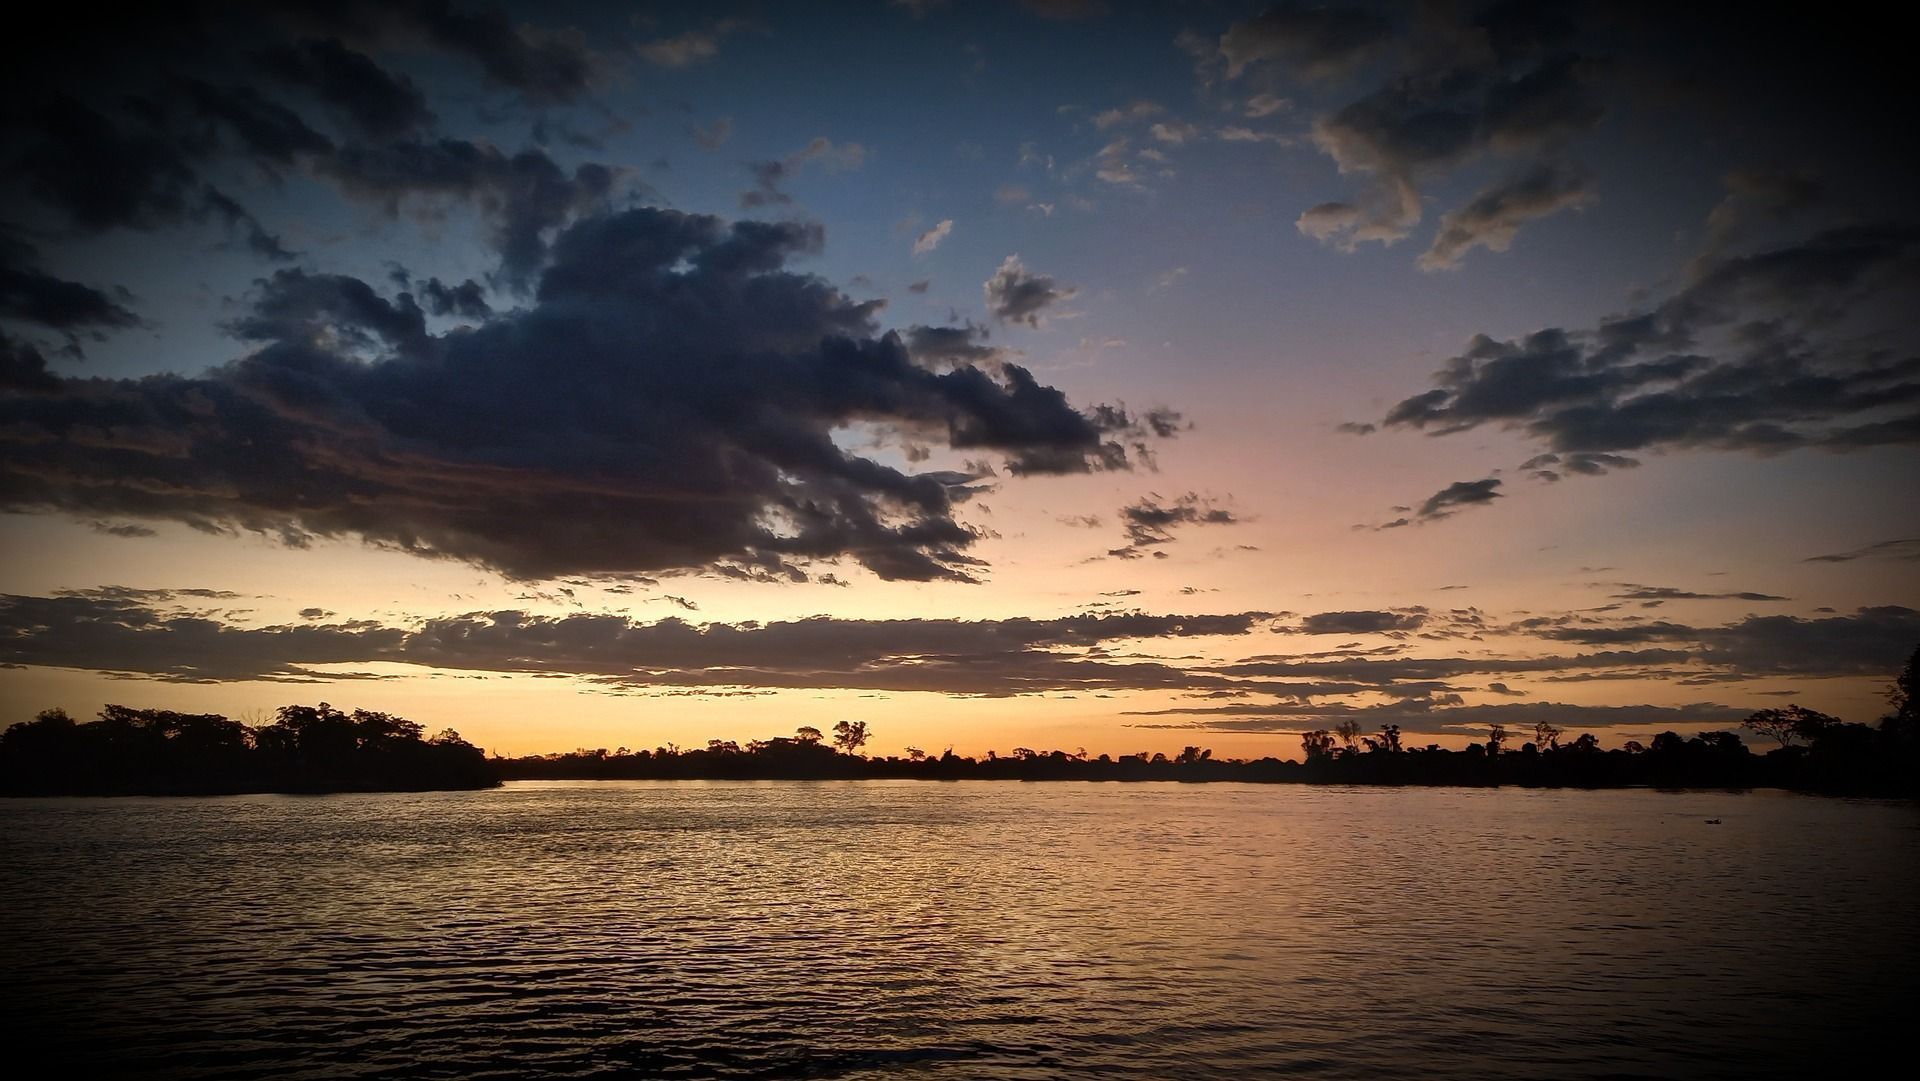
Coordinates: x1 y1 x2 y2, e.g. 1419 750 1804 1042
1379 224 1920 457
0 208 1168 583
1218 2 1394 80
638 18 758 68
741 137 867 208
291 0 602 105
1093 100 1164 130
0 238 142 356
254 37 435 140
1107 493 1239 559
913 219 954 254
984 255 1076 327
1419 162 1596 270
1417 478 1502 521
1295 610 1427 635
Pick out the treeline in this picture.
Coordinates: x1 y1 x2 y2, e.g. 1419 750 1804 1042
502 649 1920 797
0 703 497 796
496 723 1914 795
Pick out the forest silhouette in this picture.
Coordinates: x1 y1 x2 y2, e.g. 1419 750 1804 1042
5 646 1916 798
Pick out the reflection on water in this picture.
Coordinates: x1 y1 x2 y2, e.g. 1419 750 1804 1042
2 782 1915 1079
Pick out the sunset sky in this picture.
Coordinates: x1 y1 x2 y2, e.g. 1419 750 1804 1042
3 0 1915 758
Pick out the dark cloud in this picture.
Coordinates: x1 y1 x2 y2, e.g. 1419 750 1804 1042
0 592 395 683
0 207 1164 583
1519 451 1638 482
1535 606 1920 678
1296 610 1426 635
283 0 601 105
0 592 1271 695
1107 492 1239 559
0 5 612 285
0 335 59 393
984 255 1075 327
1290 6 1601 253
1412 477 1502 522
255 37 435 141
1218 2 1395 81
1607 585 1787 603
1128 699 1750 736
0 238 142 355
8 591 1910 721
903 322 1002 369
320 140 620 288
1379 224 1920 457
1420 161 1595 269
414 277 493 320
1803 538 1920 564
85 521 158 539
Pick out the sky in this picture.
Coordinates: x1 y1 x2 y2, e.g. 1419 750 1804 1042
2 0 1916 759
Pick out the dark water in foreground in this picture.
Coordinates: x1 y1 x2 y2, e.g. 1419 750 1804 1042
2 782 1915 1080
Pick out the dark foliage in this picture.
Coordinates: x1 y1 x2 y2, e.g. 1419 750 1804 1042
0 703 496 796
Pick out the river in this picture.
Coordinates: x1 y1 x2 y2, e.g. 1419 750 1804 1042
2 781 1914 1078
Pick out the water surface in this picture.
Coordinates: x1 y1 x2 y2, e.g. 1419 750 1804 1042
3 782 1914 1078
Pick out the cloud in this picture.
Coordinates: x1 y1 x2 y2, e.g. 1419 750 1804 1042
1518 451 1638 482
984 255 1076 327
1218 2 1394 80
0 238 143 356
903 322 1001 368
1419 162 1596 270
638 18 757 68
742 137 867 208
254 37 435 141
321 139 620 288
1245 93 1292 118
85 521 157 539
295 0 601 105
1107 493 1240 558
1093 100 1164 130
1379 224 1920 457
0 591 1272 695
1417 478 1502 521
913 219 954 254
1607 585 1788 602
1128 699 1751 736
1536 606 1920 679
0 591 404 683
0 208 1167 584
1265 4 1602 257
1803 538 1920 564
690 117 734 150
1296 610 1427 635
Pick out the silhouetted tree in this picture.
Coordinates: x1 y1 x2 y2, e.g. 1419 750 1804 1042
831 719 870 756
1533 722 1561 750
1883 644 1919 748
1300 729 1335 761
1742 704 1841 749
1486 724 1508 755
1335 720 1361 754
795 725 823 744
